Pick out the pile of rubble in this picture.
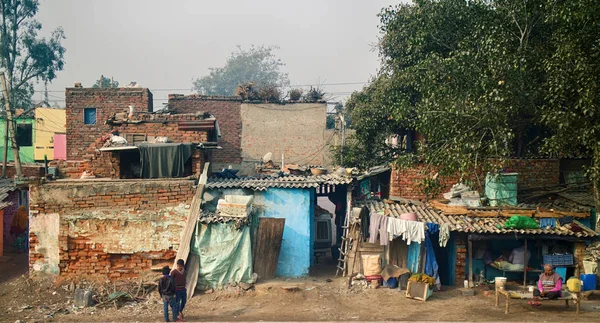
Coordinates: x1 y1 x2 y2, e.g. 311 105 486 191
584 241 600 262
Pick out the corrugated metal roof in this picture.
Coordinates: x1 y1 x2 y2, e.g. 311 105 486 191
198 210 249 226
206 173 353 191
0 179 16 201
0 179 16 211
358 200 597 238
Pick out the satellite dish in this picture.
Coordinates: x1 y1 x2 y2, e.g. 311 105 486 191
263 152 273 162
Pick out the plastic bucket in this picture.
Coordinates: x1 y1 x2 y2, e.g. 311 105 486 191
580 274 596 291
495 277 507 290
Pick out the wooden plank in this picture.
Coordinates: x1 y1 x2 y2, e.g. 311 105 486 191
253 218 285 281
523 239 528 287
174 162 210 268
185 253 199 300
468 237 473 288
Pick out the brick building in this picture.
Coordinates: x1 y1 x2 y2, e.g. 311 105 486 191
27 87 223 277
60 87 219 179
168 95 329 174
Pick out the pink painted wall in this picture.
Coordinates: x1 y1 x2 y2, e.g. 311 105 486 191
53 134 66 160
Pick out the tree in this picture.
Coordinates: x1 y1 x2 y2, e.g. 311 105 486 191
92 75 119 88
0 0 66 109
193 45 289 96
540 0 600 223
345 0 554 184
326 114 335 129
0 0 65 178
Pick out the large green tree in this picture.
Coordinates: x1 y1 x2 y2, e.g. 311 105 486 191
0 0 66 109
540 0 600 212
193 45 289 96
345 0 554 179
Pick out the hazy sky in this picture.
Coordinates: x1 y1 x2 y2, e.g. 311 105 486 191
34 0 400 109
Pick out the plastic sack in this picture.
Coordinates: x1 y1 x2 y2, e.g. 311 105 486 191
504 215 539 229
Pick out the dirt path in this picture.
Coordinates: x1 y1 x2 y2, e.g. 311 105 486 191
1 273 599 322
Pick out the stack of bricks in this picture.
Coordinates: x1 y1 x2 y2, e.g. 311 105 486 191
390 158 561 201
168 94 243 165
455 233 467 286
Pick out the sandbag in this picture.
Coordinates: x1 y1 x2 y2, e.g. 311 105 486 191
361 254 382 276
504 215 538 229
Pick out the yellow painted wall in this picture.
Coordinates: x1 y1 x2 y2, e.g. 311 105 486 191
34 108 66 160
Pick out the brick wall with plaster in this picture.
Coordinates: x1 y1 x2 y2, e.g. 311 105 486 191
239 103 328 175
29 179 195 278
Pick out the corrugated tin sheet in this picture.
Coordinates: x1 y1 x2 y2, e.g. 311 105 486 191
358 200 597 238
198 210 249 226
0 179 16 211
0 179 16 201
207 173 353 191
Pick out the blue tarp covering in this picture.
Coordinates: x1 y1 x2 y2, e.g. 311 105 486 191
192 222 254 290
425 223 440 281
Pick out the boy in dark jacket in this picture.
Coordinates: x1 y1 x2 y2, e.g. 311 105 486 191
158 266 180 322
171 259 187 320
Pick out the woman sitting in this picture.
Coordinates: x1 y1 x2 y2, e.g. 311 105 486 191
530 264 562 306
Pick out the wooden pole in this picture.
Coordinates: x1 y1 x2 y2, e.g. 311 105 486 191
523 239 528 287
2 113 7 177
468 236 473 288
344 184 352 276
0 73 21 178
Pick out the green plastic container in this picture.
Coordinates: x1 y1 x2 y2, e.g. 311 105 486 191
485 172 518 206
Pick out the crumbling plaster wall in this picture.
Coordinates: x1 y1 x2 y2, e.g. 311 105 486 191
240 103 327 174
29 179 195 278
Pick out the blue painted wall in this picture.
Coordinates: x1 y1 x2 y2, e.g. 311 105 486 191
208 187 314 277
259 188 314 277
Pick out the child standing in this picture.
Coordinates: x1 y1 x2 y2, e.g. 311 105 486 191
158 266 180 322
171 259 187 321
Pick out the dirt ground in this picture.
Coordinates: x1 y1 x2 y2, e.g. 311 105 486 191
1 256 599 322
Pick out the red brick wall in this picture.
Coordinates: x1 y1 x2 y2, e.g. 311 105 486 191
66 88 153 160
0 164 45 178
64 87 209 178
390 159 561 201
29 180 196 278
455 233 467 286
168 94 242 165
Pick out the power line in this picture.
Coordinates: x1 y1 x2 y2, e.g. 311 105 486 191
37 81 369 93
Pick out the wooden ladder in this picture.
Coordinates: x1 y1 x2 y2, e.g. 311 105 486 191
336 186 353 277
335 215 350 276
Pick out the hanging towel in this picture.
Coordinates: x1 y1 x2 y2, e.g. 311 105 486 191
439 224 450 247
539 218 556 229
387 218 425 245
379 215 389 246
369 213 383 244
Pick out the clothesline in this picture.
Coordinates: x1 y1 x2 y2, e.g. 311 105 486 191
365 210 450 248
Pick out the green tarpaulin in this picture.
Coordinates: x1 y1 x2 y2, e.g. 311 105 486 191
137 143 194 178
191 222 254 290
